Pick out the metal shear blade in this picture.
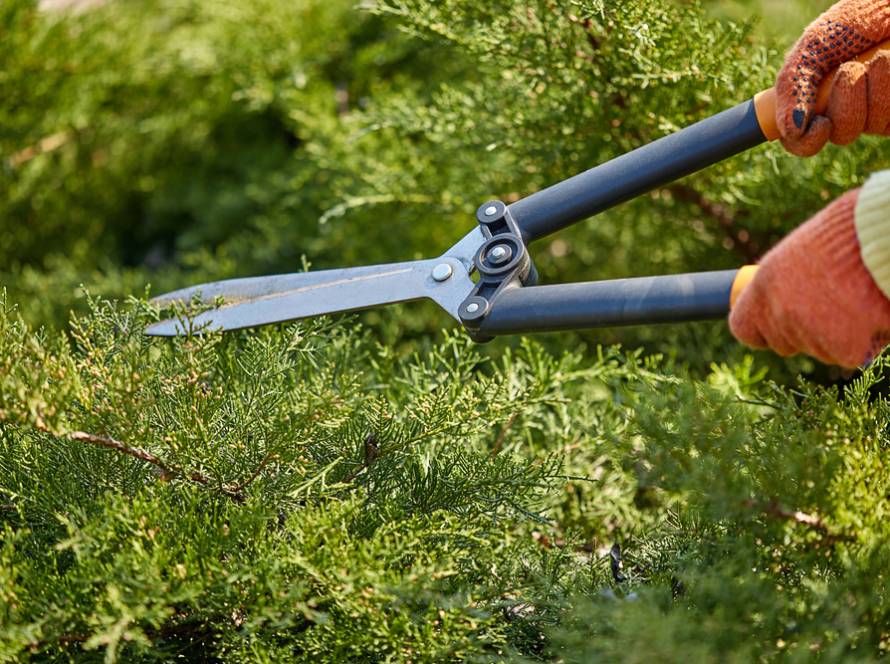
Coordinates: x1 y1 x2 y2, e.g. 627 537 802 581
145 228 485 336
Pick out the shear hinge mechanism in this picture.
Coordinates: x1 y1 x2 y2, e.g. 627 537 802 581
458 200 538 341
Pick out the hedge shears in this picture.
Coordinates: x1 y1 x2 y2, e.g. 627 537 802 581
146 42 890 340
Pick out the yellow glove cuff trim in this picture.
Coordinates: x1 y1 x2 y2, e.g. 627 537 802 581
855 170 890 301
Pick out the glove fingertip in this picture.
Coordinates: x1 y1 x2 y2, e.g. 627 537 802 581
776 96 811 142
781 115 831 157
729 304 768 351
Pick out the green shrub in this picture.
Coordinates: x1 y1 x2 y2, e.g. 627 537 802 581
3 292 890 661
4 0 890 660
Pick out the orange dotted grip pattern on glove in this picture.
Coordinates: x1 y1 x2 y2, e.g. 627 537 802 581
754 38 890 141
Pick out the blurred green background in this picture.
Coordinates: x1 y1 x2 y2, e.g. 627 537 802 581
1 0 876 378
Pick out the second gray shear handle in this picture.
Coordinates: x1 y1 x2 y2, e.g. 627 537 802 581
508 100 766 244
477 270 741 335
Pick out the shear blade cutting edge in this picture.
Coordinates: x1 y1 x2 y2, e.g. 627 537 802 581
145 228 485 336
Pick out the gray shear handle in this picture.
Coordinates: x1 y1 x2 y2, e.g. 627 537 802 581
477 269 748 335
507 38 890 244
508 100 766 244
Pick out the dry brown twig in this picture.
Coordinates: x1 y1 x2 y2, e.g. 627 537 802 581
490 413 519 459
7 131 74 168
28 424 275 502
229 452 278 494
744 498 851 543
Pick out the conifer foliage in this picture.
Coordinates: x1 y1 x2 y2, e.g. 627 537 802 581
4 0 890 661
4 293 890 661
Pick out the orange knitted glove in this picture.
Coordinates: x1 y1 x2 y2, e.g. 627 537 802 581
730 190 890 368
776 0 890 156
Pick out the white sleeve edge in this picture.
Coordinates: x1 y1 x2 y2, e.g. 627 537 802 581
855 170 890 301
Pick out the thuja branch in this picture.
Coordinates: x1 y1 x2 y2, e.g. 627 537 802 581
37 425 249 501
68 431 180 478
69 430 246 500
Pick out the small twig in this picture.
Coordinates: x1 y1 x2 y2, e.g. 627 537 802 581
744 498 849 543
38 426 245 502
532 530 595 554
334 83 350 116
490 413 519 458
7 131 74 168
737 397 779 409
577 15 602 51
69 431 180 480
566 14 602 64
228 452 277 494
343 434 380 483
55 633 88 645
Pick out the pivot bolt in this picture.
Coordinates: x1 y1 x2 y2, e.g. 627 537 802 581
465 302 480 314
490 246 507 260
487 243 513 265
484 206 498 217
431 263 453 282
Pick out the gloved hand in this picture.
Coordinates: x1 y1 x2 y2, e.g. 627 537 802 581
776 0 890 156
730 181 890 368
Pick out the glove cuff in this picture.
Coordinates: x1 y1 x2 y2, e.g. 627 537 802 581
855 169 890 300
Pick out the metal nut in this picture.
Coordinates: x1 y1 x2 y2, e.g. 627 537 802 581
484 206 498 217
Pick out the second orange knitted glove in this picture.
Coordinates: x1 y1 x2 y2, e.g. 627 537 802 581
776 0 890 156
729 189 890 368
